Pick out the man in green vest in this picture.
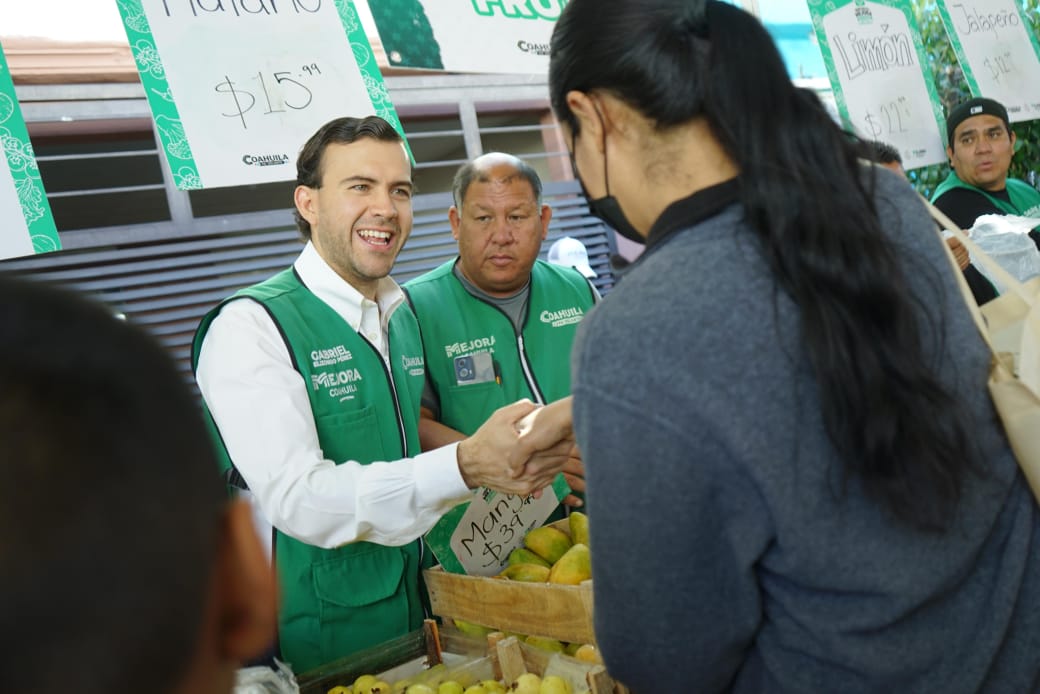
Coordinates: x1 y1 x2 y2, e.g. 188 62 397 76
932 97 1040 245
404 153 599 510
193 118 574 674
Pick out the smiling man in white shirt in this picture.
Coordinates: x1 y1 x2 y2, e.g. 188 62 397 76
192 116 573 673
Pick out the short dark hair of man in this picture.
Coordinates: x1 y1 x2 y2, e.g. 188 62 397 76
293 115 406 239
945 97 1010 146
0 274 226 694
866 140 902 167
451 152 544 208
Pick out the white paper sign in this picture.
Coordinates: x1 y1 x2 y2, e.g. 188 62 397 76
116 0 403 190
367 0 559 74
424 476 570 576
808 0 948 169
938 0 1040 122
0 42 60 260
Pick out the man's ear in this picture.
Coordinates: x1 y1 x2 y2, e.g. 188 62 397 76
294 185 319 230
539 204 552 239
946 145 955 168
216 500 278 662
1010 129 1017 150
449 205 462 241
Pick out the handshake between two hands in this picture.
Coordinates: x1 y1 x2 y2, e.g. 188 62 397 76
456 396 585 504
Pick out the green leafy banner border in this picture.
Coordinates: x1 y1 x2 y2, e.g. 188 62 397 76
0 43 60 255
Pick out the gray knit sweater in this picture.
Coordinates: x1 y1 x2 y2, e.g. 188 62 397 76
572 170 1040 693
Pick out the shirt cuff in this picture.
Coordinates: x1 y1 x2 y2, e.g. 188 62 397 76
412 442 473 510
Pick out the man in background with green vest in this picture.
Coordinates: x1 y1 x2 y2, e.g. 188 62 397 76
932 97 1040 247
404 153 599 510
193 118 575 674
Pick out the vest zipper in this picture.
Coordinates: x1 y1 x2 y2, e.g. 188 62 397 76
361 334 408 457
516 334 545 405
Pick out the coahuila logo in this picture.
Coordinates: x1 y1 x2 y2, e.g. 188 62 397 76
402 354 425 377
242 153 290 167
311 345 353 368
541 306 584 328
517 40 550 55
311 368 363 401
471 0 565 20
445 336 496 358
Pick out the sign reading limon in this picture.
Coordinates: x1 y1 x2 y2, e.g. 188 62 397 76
808 0 947 169
367 0 561 73
115 0 403 190
0 42 60 261
938 0 1040 123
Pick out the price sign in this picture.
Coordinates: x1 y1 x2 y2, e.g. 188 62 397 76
938 0 1040 122
424 476 570 576
808 0 947 169
366 0 559 74
116 0 403 190
0 41 59 261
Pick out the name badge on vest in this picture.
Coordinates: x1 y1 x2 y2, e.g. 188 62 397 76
454 351 495 386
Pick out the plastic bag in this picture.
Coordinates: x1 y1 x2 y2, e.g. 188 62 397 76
969 214 1040 293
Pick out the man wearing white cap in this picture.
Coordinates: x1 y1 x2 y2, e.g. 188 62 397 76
405 153 599 511
548 236 598 279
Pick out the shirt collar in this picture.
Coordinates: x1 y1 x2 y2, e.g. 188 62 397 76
645 178 742 251
293 241 405 333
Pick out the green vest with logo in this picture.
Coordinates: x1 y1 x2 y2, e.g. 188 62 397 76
192 269 429 673
932 171 1040 219
404 259 595 434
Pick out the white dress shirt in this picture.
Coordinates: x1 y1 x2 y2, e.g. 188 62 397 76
196 242 472 550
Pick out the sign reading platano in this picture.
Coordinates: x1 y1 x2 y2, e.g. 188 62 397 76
368 0 564 74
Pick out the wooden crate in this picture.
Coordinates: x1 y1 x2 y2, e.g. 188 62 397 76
423 519 595 645
489 634 629 694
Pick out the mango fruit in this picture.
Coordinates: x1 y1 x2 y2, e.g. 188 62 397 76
539 676 571 694
512 673 541 694
453 618 492 638
508 547 552 569
568 511 590 547
523 634 565 653
523 526 572 564
548 543 591 585
572 643 602 664
498 563 551 582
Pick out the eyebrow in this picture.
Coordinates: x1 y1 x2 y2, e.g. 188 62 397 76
339 175 413 190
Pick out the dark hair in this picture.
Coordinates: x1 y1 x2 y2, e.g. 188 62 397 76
294 115 406 239
550 0 971 530
0 274 226 693
452 152 543 208
866 140 903 166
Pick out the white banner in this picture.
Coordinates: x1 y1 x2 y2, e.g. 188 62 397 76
0 41 60 260
809 0 948 170
116 0 403 190
367 0 559 74
938 0 1040 122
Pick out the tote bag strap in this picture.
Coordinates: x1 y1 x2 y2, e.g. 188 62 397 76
923 195 1037 309
920 195 1002 358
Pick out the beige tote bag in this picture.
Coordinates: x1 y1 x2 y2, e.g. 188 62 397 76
926 199 1040 500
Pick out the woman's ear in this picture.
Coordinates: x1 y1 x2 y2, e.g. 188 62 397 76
216 500 278 662
565 91 606 154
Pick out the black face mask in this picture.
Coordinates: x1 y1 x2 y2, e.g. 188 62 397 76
571 131 644 245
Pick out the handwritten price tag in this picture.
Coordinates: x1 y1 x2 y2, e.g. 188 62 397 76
809 0 947 169
116 0 401 189
938 0 1040 122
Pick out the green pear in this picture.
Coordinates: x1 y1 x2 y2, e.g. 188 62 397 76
438 682 464 694
539 676 571 694
511 673 541 694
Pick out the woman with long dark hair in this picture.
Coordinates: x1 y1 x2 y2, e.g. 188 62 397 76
550 1 1040 691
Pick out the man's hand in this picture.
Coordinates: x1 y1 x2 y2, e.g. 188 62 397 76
456 399 574 496
560 446 586 508
946 236 970 270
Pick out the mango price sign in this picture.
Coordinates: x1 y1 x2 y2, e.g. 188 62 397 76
424 475 570 576
808 0 947 170
937 0 1040 122
367 0 561 74
0 42 60 261
115 0 404 190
